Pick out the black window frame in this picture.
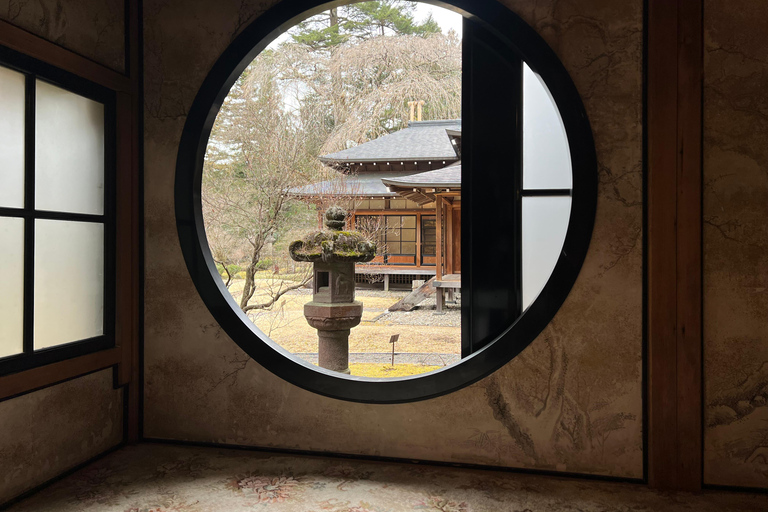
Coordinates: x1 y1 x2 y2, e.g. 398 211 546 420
0 45 117 376
175 0 597 404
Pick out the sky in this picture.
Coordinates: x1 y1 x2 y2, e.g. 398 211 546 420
412 2 463 37
267 1 463 49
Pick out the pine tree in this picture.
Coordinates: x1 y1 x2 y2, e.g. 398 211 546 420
290 1 440 50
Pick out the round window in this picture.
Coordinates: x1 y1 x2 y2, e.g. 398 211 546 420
175 0 597 403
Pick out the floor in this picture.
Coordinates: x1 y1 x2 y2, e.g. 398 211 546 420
6 444 767 512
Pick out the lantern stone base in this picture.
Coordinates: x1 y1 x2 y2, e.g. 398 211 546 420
304 301 363 374
317 329 352 374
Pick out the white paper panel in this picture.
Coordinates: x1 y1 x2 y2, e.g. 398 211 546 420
34 220 104 349
523 64 572 190
522 196 572 310
0 218 25 358
0 66 26 208
35 80 105 215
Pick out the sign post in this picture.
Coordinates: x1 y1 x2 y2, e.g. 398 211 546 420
389 334 400 366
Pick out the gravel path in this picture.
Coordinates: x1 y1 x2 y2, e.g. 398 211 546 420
285 287 462 328
373 306 460 327
359 289 461 327
293 352 460 366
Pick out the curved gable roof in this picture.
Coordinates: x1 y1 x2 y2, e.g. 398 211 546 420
320 120 461 164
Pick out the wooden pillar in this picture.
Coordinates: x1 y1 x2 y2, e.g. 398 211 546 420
131 0 143 444
647 0 703 491
435 195 444 313
445 200 454 275
435 195 444 281
415 212 422 267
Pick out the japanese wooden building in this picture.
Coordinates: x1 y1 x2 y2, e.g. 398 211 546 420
290 120 463 290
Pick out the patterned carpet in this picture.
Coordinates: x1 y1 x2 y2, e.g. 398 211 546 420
5 444 766 511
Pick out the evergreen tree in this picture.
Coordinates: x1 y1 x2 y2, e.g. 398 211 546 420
290 1 440 50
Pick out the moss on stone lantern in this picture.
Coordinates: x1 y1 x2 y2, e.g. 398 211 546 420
289 206 376 374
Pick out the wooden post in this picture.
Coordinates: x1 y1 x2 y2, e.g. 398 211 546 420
435 195 443 281
647 0 703 491
389 334 399 366
416 212 422 267
445 200 454 275
435 195 445 314
125 0 142 443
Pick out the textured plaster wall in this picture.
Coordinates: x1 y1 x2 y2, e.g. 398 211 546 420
144 0 643 478
703 0 768 490
0 370 124 504
0 0 125 73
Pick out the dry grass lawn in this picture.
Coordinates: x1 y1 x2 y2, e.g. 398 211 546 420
225 272 460 377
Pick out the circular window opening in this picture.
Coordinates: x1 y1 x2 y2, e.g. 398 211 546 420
176 0 597 403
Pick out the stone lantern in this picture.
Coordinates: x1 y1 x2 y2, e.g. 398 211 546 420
289 206 376 374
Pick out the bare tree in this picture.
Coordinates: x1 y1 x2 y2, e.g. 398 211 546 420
276 32 462 155
202 199 242 289
202 53 316 312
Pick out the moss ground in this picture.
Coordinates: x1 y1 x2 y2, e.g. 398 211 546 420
347 363 442 378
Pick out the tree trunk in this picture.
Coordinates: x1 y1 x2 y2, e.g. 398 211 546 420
330 8 338 28
329 7 345 133
239 246 262 311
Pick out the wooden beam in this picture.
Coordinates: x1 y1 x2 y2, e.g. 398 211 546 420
0 348 122 401
354 209 430 215
647 0 703 491
0 19 131 92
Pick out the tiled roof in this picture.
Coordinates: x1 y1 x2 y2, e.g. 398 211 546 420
319 120 461 164
381 164 462 189
289 171 415 197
